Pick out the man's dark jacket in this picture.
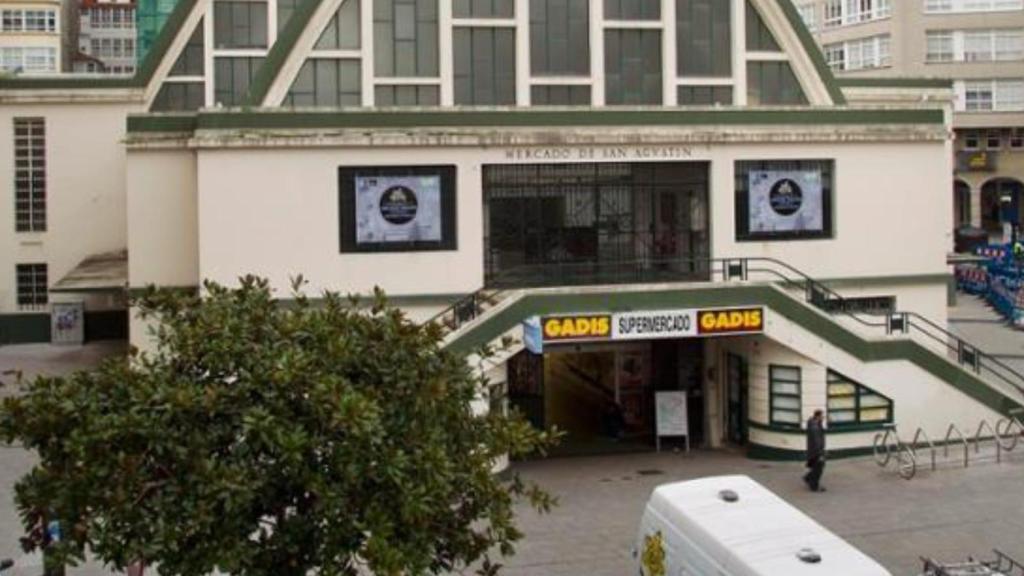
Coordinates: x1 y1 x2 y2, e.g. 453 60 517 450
806 417 826 461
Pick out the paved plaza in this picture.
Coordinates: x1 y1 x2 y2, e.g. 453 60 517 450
2 305 1024 576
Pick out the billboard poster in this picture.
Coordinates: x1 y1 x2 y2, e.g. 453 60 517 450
748 170 824 234
355 175 442 244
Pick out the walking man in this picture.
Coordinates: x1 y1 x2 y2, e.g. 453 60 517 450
804 409 827 492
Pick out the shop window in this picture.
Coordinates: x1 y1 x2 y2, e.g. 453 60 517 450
213 0 268 49
605 0 659 20
604 29 662 105
284 59 361 107
769 365 801 428
374 0 439 77
454 27 516 105
316 0 360 50
827 370 892 427
338 165 457 252
746 62 807 105
13 118 46 233
454 0 514 18
677 0 731 78
16 263 47 309
530 0 589 76
734 160 834 241
531 85 591 105
213 57 265 106
678 86 732 105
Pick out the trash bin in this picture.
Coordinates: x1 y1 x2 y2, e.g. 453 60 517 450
955 226 988 254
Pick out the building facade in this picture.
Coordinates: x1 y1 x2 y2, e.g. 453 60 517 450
75 0 137 75
2 0 1022 460
0 0 64 74
796 0 1024 240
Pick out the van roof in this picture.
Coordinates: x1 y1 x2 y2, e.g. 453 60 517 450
648 475 892 576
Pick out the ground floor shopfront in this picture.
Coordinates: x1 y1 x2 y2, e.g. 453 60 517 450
501 306 899 460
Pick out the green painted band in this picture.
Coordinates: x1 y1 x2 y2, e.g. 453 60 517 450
125 108 945 133
747 419 891 435
774 0 847 105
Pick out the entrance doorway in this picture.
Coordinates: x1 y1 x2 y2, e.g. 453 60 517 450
726 353 749 446
508 339 705 455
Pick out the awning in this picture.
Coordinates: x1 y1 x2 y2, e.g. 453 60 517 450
50 249 127 293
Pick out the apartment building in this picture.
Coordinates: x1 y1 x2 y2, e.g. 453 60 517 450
75 0 137 75
797 0 1024 240
0 0 64 73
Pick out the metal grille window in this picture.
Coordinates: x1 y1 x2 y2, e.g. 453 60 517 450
530 0 589 76
677 0 731 77
16 263 47 309
604 29 662 105
14 118 46 233
373 0 439 77
769 365 801 427
213 0 268 49
827 370 892 426
483 162 710 287
453 27 516 105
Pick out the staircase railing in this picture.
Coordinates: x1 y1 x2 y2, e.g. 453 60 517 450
428 256 1024 405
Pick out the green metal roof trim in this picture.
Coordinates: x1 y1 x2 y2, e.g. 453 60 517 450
443 285 1022 417
157 108 942 131
127 112 199 133
837 78 955 89
774 0 847 105
0 0 199 91
243 0 326 106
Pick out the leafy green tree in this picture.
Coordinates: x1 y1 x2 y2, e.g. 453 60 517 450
1 277 557 576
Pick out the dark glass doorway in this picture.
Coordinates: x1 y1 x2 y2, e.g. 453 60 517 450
483 162 710 287
726 353 749 446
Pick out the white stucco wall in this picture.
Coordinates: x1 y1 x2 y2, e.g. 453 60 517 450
0 99 140 313
191 138 951 306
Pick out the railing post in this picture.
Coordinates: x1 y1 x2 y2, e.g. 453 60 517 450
958 341 980 373
723 259 747 282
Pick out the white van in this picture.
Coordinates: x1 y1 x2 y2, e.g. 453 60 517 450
634 475 892 576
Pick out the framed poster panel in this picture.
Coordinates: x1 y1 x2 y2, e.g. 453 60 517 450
735 160 834 241
339 165 457 252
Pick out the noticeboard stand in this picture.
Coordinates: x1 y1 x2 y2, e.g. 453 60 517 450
654 391 690 454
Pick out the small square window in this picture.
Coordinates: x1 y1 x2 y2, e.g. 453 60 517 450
1010 129 1023 149
962 130 980 151
986 130 1003 150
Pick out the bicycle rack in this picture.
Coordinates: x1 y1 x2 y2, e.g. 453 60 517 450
878 418 1024 480
944 424 970 468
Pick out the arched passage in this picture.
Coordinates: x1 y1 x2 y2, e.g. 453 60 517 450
981 178 1024 233
954 179 971 228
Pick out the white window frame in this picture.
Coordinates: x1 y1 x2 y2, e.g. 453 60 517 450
824 35 891 71
925 0 1024 14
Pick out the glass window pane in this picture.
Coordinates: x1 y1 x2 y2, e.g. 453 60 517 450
772 410 801 424
829 410 856 423
771 365 800 382
374 0 438 77
604 29 661 105
829 382 857 396
605 0 659 19
677 0 731 77
771 381 800 396
828 397 856 410
860 408 890 422
773 396 801 410
530 0 589 76
454 27 516 104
